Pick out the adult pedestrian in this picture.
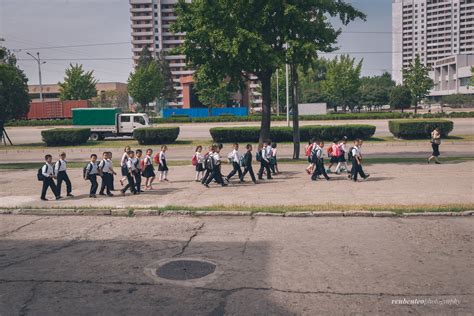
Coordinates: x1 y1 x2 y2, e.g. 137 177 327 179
428 126 441 164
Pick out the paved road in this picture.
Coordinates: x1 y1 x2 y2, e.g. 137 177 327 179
4 118 474 144
0 215 472 315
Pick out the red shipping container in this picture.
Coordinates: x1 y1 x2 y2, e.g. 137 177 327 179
26 100 90 120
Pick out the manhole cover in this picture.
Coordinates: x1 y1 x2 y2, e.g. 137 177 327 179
157 260 216 281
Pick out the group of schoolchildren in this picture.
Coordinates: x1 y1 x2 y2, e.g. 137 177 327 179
191 141 279 187
38 137 369 200
304 137 370 182
38 146 170 201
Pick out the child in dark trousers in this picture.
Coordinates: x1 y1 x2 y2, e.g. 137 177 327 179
84 154 99 198
311 140 330 181
226 143 243 181
134 149 143 193
350 139 370 182
204 144 227 187
40 154 60 201
201 145 214 185
240 144 257 183
258 142 272 180
54 152 73 197
99 152 115 196
121 151 137 195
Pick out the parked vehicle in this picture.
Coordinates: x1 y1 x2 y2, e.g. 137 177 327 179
72 108 150 140
27 100 90 120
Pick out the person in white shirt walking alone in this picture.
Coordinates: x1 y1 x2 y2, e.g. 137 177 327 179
349 139 370 182
54 152 73 198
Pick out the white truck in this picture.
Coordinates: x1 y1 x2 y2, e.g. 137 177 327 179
72 108 150 140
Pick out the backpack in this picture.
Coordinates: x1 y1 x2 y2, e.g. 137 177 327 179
327 146 333 157
153 153 160 164
305 144 313 157
37 165 46 181
191 154 198 166
83 162 93 180
204 153 214 170
332 144 341 157
256 151 262 162
239 154 246 167
347 147 354 161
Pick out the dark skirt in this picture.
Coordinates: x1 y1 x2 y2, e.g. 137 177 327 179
196 163 205 172
142 165 155 178
432 143 440 157
121 165 129 176
339 151 346 162
158 160 169 171
330 156 339 164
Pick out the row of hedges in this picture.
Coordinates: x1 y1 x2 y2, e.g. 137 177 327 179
133 127 180 145
210 125 376 143
6 119 73 127
41 128 91 146
388 120 454 139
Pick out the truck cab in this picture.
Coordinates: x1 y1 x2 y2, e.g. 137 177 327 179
118 113 149 134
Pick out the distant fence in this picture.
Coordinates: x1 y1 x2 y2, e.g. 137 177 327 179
162 107 248 118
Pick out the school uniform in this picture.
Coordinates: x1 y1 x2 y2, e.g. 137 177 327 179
121 159 137 194
258 146 272 180
133 157 142 192
350 146 368 181
54 159 72 197
142 155 155 178
84 161 99 196
120 152 129 176
240 151 257 183
108 158 116 191
158 151 168 171
99 159 113 196
40 163 59 200
338 143 348 163
226 149 243 180
205 152 226 186
311 145 330 181
269 148 278 174
431 131 441 157
329 143 339 164
195 152 205 172
201 152 213 184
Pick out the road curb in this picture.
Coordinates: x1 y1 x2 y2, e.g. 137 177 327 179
0 209 472 218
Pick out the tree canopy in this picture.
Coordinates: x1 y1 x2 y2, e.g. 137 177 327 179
58 64 98 101
358 72 395 111
402 55 433 114
321 55 362 112
0 47 30 122
173 0 365 142
389 85 412 112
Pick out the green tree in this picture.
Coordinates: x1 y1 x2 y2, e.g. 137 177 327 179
138 47 154 68
58 64 98 100
0 47 30 123
128 60 163 112
359 72 395 111
470 66 474 86
321 55 363 112
173 0 365 143
402 55 433 114
156 51 177 102
298 59 329 104
441 93 474 108
389 85 412 112
195 73 233 114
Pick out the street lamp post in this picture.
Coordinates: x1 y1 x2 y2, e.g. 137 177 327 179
26 52 46 102
276 70 279 116
285 63 290 127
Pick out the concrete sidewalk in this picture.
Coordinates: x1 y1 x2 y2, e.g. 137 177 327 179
0 215 472 315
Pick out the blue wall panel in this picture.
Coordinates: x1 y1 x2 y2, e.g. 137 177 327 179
162 107 248 118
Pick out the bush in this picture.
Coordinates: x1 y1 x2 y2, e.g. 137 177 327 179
210 125 376 143
133 127 180 145
41 128 91 146
388 120 454 139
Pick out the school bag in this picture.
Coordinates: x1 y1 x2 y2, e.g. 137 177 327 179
239 154 246 167
83 162 93 180
347 147 354 161
37 165 46 181
255 151 262 162
327 146 333 157
305 144 313 157
204 153 214 170
191 155 198 166
153 153 160 164
332 144 341 157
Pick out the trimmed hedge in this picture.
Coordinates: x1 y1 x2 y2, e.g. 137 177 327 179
41 128 91 146
6 119 73 127
388 119 454 139
210 125 376 143
133 127 180 145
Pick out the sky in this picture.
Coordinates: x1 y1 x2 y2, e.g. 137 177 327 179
0 0 392 85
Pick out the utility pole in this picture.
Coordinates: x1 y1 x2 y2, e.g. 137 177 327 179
276 70 279 116
27 52 46 102
285 63 290 127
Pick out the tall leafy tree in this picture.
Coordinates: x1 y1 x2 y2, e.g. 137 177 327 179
128 61 164 112
389 85 412 112
321 55 363 112
0 47 30 123
402 55 433 114
58 64 98 100
156 51 177 102
359 72 395 111
173 0 365 143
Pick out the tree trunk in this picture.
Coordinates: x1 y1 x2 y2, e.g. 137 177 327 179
414 96 418 115
290 64 300 160
259 71 272 144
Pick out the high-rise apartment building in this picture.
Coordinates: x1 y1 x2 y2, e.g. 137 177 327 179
130 0 261 108
392 0 474 84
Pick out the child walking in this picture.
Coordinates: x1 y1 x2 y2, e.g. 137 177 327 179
240 144 257 184
157 145 169 181
99 152 115 196
119 146 131 187
121 151 137 196
201 145 214 185
54 152 73 198
305 140 315 175
193 145 205 181
326 138 341 174
107 151 116 191
311 140 330 181
350 139 370 182
134 149 143 193
84 154 99 198
226 143 243 181
258 141 272 180
142 148 155 190
40 154 60 201
335 136 350 174
270 143 279 174
204 144 227 187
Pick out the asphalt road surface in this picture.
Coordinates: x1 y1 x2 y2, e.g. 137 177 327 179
4 118 474 144
0 215 472 315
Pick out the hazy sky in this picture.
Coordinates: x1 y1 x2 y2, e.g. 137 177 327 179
0 0 392 85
